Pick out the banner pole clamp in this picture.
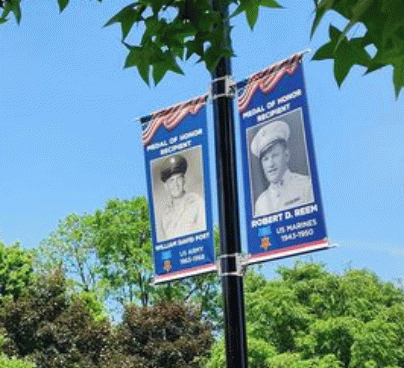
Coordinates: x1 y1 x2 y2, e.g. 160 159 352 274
209 75 237 100
217 253 247 277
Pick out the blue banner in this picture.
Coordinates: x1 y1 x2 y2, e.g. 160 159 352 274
237 53 330 264
141 95 216 283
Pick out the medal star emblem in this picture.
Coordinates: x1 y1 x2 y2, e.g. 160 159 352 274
163 259 172 272
261 236 271 250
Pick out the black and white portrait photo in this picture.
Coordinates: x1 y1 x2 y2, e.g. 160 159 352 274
151 146 207 242
247 108 314 217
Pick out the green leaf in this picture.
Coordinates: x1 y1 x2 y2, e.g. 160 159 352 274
204 44 222 71
393 61 404 98
312 25 341 61
165 52 184 75
336 19 356 48
246 1 259 29
260 0 282 9
104 3 142 40
1 0 21 24
185 38 205 60
310 0 404 99
141 16 163 43
336 0 375 49
312 25 371 87
124 45 150 85
204 42 233 71
348 38 372 67
57 0 69 12
372 49 404 98
310 0 334 38
312 40 335 60
364 62 385 75
194 12 218 33
154 49 183 83
149 0 168 14
152 62 169 85
152 52 183 85
170 46 183 59
11 0 21 24
333 45 354 87
124 42 168 85
233 0 281 29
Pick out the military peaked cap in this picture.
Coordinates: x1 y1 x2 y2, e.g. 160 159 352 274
250 120 290 158
160 154 188 182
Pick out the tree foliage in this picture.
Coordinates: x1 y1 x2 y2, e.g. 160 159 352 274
0 239 34 303
0 355 35 368
112 302 213 367
207 262 404 368
86 197 153 307
103 0 281 85
36 197 222 327
0 268 115 367
36 198 154 308
0 331 36 368
1 0 402 94
0 269 114 368
0 269 213 368
311 0 404 97
36 213 100 294
4 216 404 367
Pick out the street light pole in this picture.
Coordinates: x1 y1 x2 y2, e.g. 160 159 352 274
210 2 248 367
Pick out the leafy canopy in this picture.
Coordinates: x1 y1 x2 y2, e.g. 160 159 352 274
311 0 404 97
0 355 35 368
36 213 101 294
103 0 282 85
0 239 34 303
87 197 153 306
1 0 403 95
0 0 279 86
1 0 403 94
0 268 213 368
114 302 213 367
207 262 404 368
36 197 222 327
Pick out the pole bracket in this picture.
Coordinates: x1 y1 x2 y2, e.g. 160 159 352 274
209 75 237 100
217 253 246 277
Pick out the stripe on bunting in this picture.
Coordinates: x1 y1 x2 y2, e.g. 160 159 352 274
142 95 207 146
237 53 302 113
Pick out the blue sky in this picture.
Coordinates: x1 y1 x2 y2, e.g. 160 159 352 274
1 0 403 282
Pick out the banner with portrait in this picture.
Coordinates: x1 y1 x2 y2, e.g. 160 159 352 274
141 95 216 284
237 53 330 265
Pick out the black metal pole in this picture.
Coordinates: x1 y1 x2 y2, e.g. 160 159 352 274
210 3 248 367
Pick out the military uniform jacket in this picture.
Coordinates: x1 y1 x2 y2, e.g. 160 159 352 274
254 170 314 217
160 192 206 241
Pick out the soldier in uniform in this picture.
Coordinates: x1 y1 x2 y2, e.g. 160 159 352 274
251 120 314 217
158 154 206 241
